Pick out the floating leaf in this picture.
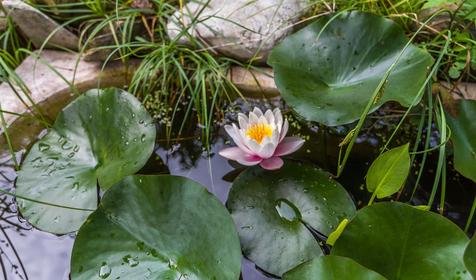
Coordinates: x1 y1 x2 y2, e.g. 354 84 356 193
465 235 476 278
71 175 242 280
366 143 410 199
16 88 156 234
268 11 433 126
282 256 386 280
332 202 470 280
447 99 476 183
226 161 356 276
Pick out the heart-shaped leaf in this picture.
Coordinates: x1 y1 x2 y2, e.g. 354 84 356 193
226 161 356 276
16 88 156 234
268 11 433 126
332 202 470 280
71 175 242 280
282 256 386 280
447 99 476 183
464 235 476 278
366 143 410 199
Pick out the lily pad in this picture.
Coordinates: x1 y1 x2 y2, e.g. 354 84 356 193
226 161 356 276
71 175 242 280
268 11 433 126
447 99 476 183
282 256 386 280
16 88 156 234
332 202 470 280
464 235 476 278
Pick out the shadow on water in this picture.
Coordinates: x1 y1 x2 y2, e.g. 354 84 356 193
0 99 475 279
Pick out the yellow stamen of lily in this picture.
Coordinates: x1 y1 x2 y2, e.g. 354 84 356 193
246 123 273 144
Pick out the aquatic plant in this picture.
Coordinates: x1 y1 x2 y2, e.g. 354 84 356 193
219 107 305 170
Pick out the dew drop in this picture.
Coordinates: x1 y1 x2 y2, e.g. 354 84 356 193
99 263 111 279
140 134 146 143
122 255 139 267
168 259 178 270
38 143 50 152
275 199 302 222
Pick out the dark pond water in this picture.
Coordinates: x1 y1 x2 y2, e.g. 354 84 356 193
0 98 475 280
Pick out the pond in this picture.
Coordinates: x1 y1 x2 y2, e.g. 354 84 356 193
1 98 475 280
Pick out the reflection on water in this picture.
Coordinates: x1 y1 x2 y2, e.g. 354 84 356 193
1 100 475 280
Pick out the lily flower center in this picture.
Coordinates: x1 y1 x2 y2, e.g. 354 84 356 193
246 123 273 144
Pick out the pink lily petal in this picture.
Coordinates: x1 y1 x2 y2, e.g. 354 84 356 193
258 142 277 159
225 124 252 154
219 147 262 166
260 157 284 170
253 107 264 117
280 119 289 141
265 109 275 124
274 137 305 156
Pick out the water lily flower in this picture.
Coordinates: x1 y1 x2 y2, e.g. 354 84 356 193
219 107 305 170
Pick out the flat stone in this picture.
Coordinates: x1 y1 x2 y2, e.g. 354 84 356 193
228 66 279 98
2 0 79 50
167 0 307 63
0 50 140 156
435 82 476 115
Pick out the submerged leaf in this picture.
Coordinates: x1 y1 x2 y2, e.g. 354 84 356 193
16 88 156 234
282 256 386 280
447 99 476 183
71 175 242 280
366 143 410 199
268 11 433 126
332 202 470 280
226 161 356 276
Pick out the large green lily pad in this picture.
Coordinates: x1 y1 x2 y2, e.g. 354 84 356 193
226 161 356 276
447 99 476 183
16 88 156 234
332 202 470 280
465 235 476 278
71 175 242 280
282 256 386 280
268 11 433 126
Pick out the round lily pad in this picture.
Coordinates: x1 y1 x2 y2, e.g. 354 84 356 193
465 235 476 278
16 88 156 234
268 11 433 126
71 175 242 280
332 202 470 280
226 161 356 276
282 256 386 280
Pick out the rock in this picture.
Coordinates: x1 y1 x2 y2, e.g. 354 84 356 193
167 0 307 63
418 3 458 32
0 10 6 32
435 82 476 115
2 0 79 50
228 66 279 98
0 50 140 156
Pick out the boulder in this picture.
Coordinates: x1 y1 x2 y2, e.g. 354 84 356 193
228 66 279 98
0 50 140 156
2 0 80 50
167 0 307 63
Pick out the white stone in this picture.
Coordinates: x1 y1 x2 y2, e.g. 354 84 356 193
2 0 80 50
167 0 307 63
0 50 140 156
